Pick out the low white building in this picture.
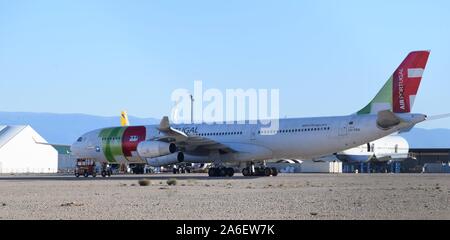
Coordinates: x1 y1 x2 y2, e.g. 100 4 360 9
53 145 77 173
0 125 58 173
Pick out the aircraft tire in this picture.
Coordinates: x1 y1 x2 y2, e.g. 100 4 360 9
84 172 89 178
226 168 234 177
219 168 227 177
242 168 250 176
101 171 106 177
264 167 272 176
271 167 278 176
208 168 215 177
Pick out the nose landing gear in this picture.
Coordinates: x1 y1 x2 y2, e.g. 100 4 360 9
100 163 112 177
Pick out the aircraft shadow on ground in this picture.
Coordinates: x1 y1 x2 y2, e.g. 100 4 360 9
0 174 263 181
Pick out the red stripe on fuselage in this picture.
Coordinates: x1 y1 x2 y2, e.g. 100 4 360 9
122 126 146 157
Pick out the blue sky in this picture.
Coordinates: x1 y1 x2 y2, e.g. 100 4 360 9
0 0 449 128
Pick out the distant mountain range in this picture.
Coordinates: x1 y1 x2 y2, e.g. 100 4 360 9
399 128 450 149
0 112 158 144
1 111 449 148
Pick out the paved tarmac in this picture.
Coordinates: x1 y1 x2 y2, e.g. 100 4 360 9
0 173 449 219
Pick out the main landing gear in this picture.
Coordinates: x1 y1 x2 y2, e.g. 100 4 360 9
242 166 278 177
208 167 235 177
100 163 112 177
172 163 192 174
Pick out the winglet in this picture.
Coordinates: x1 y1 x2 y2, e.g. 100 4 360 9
157 116 188 137
159 116 170 131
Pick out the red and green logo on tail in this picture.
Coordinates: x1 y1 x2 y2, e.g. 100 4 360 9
358 51 430 115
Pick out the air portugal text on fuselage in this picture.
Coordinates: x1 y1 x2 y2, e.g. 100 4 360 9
175 126 199 135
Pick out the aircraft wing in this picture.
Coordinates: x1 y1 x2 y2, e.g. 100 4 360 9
310 154 341 162
33 138 71 148
152 116 236 153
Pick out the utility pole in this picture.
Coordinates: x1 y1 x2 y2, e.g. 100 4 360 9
190 94 194 124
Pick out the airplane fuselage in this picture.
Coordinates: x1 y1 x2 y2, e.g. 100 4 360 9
70 113 425 165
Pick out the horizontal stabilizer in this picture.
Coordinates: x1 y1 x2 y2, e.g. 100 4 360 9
398 113 450 133
426 113 450 121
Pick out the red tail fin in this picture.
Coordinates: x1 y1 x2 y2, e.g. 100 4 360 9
392 50 430 113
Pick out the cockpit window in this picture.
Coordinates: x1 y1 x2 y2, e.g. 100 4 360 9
77 137 83 142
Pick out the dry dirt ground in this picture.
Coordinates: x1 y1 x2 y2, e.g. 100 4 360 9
0 173 449 219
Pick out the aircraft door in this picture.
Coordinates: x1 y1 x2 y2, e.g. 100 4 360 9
249 126 257 141
250 130 256 141
339 116 358 137
338 120 348 136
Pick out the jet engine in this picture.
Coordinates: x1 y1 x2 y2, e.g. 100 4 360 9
147 152 184 166
136 141 177 158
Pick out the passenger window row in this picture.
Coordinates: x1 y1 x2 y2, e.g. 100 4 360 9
197 131 243 137
102 137 121 141
258 127 331 135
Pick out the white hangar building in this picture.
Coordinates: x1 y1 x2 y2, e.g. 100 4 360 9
0 125 58 173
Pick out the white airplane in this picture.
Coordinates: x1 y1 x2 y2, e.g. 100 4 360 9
335 135 409 163
280 135 409 164
71 50 431 177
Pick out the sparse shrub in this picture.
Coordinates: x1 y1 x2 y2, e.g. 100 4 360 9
138 179 151 186
167 178 177 186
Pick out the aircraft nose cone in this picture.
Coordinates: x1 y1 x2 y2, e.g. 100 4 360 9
70 142 81 155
